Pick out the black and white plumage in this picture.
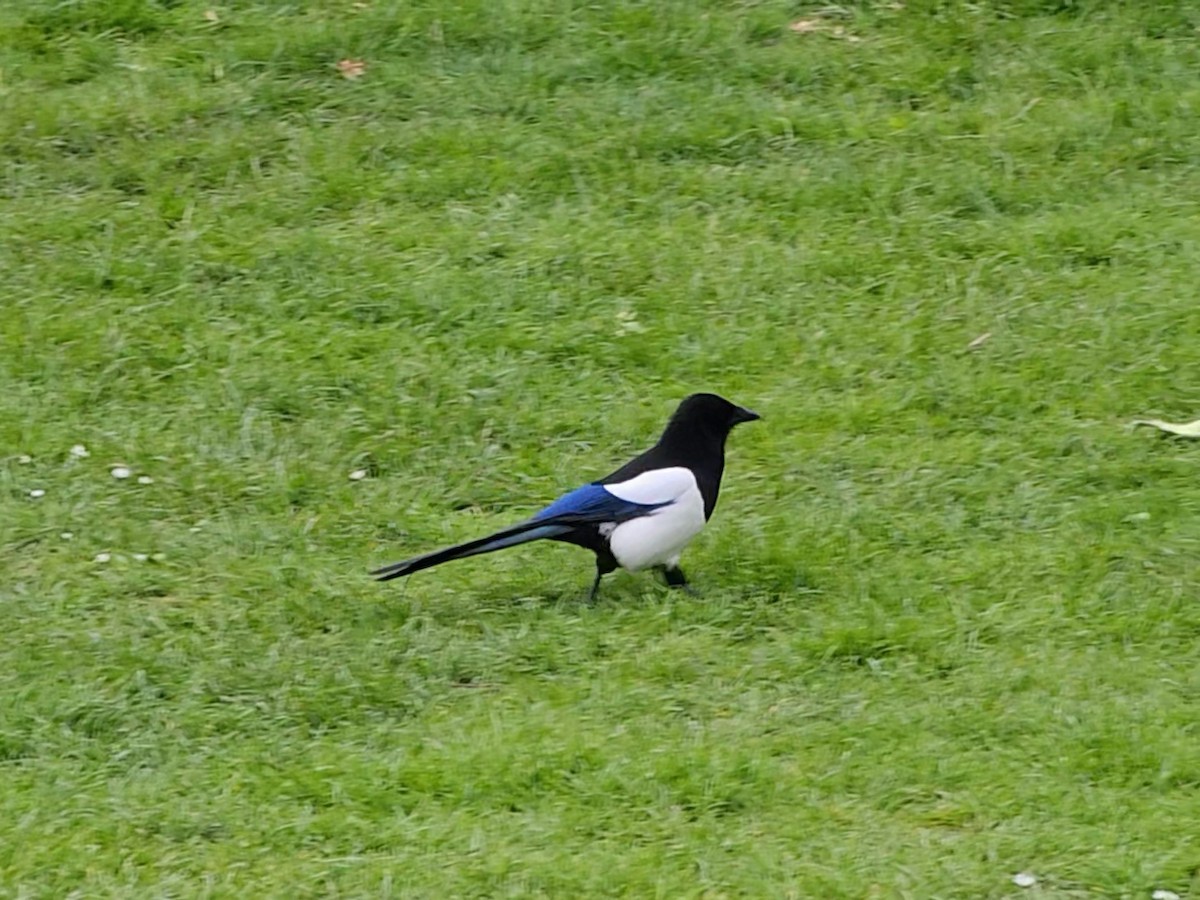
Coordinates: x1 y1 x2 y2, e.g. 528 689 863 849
371 393 760 600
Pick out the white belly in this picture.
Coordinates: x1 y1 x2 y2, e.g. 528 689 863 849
606 481 706 571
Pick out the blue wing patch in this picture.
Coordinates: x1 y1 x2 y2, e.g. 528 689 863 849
534 482 669 523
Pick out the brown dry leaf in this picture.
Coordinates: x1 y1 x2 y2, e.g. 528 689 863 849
1132 418 1200 438
336 58 367 80
789 19 823 34
203 9 219 23
966 332 992 351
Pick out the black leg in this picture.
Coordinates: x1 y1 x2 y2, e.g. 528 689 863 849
586 566 605 603
659 564 699 596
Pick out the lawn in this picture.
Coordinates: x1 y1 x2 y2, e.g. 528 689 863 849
3 0 1200 896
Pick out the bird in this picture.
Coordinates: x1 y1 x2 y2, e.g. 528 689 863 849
371 392 760 600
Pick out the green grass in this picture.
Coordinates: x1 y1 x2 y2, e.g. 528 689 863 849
3 0 1200 895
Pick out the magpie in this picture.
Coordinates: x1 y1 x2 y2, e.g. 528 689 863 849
371 393 760 600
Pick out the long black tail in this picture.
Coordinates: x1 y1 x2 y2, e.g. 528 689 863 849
371 519 571 582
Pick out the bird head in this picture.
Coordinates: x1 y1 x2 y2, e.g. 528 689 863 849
666 393 761 440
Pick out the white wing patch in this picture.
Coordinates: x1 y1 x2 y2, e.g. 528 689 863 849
605 468 707 572
604 467 696 505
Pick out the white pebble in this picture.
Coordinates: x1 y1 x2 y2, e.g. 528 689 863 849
137 475 154 484
1152 891 1181 900
70 444 90 458
29 489 46 499
60 532 74 540
133 553 148 562
17 454 32 464
1013 873 1037 888
94 552 111 563
349 469 368 481
111 466 132 479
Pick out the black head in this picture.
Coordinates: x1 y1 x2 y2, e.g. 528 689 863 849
662 393 760 443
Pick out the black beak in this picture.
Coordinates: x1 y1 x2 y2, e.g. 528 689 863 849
732 405 761 425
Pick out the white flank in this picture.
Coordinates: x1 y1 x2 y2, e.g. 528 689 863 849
605 467 706 571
